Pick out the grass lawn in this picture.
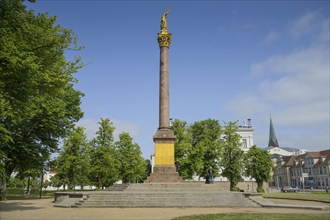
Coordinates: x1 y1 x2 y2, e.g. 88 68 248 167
173 213 329 220
262 192 330 203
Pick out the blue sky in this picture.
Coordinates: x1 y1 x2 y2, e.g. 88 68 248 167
27 1 329 158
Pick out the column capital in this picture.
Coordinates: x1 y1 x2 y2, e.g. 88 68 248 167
157 32 172 48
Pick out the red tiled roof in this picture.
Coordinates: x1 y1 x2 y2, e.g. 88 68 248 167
314 150 330 166
283 156 295 167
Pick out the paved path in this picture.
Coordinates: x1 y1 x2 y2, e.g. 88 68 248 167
1 198 329 220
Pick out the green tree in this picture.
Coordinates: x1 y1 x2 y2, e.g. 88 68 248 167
89 118 119 189
172 119 193 179
43 180 50 190
8 176 25 188
244 145 273 193
116 132 146 183
50 173 66 190
145 159 152 177
0 95 12 181
14 168 41 194
0 0 84 197
221 121 244 191
56 126 89 190
188 119 222 181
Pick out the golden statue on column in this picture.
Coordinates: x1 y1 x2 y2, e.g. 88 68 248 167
158 9 172 48
160 9 170 34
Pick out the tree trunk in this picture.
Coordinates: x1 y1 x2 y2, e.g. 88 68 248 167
0 176 7 200
26 176 31 194
98 177 101 190
39 167 44 199
2 166 14 200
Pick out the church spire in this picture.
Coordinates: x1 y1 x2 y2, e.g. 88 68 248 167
268 116 279 148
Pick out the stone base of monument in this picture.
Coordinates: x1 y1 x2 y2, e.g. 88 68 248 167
53 183 260 208
144 165 183 183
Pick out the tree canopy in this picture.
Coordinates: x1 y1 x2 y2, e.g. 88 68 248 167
116 132 146 183
189 119 222 180
0 0 84 197
244 145 273 192
220 121 244 190
56 126 89 190
89 118 119 189
172 119 192 179
173 119 223 180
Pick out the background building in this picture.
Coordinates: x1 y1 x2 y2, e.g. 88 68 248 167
273 150 330 189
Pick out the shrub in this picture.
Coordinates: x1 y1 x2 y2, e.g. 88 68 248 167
6 188 24 195
257 186 265 193
231 187 241 192
30 189 40 195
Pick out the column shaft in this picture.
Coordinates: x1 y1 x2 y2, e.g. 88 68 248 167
159 46 170 129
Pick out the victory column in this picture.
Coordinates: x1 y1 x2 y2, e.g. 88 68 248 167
145 10 182 183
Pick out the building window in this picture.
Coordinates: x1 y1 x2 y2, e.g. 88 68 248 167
242 139 247 148
320 167 323 175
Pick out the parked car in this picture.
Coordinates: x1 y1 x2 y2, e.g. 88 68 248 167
281 186 300 192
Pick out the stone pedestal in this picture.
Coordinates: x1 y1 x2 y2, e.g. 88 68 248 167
145 129 182 183
144 165 182 183
153 128 175 165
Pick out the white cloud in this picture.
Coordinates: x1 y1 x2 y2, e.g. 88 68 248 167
247 45 329 129
289 11 318 38
76 118 99 139
318 18 330 44
275 101 329 127
112 119 141 139
225 94 270 118
277 129 329 149
255 46 329 105
225 12 329 149
261 30 280 45
77 118 142 141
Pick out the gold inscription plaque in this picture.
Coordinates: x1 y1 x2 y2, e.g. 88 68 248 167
154 143 174 165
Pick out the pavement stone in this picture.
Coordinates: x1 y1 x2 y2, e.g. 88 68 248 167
249 196 329 210
1 198 329 220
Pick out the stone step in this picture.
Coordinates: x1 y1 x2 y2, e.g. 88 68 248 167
104 184 129 191
75 202 256 208
125 183 229 191
54 183 260 208
76 196 257 208
87 192 241 198
76 192 257 208
85 195 244 202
